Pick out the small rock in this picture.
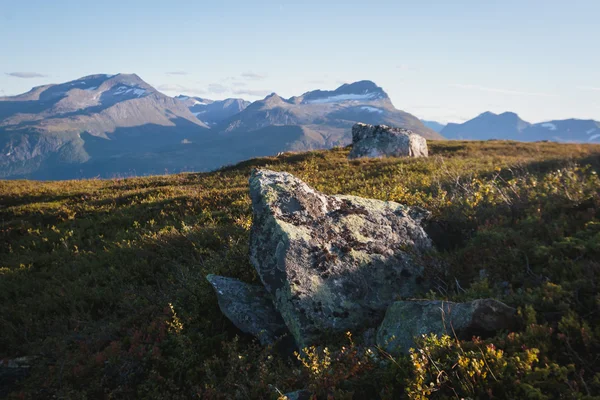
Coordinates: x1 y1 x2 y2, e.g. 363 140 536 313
283 390 312 400
206 274 289 345
349 123 428 159
249 169 432 349
377 299 517 355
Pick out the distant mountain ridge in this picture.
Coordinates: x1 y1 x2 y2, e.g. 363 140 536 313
420 119 446 133
0 75 439 179
215 80 441 154
442 111 600 143
175 95 251 126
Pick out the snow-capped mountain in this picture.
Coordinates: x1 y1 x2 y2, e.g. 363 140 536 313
218 81 441 145
0 76 439 180
441 111 600 143
0 74 210 178
175 95 250 125
526 119 600 142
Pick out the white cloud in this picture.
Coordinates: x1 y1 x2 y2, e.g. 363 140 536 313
241 72 266 80
6 72 47 78
577 86 600 92
450 83 558 97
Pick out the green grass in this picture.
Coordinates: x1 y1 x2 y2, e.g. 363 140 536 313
1 140 600 399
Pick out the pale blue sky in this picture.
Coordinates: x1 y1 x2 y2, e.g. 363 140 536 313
1 0 598 123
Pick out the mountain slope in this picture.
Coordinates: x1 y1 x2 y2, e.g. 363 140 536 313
217 81 442 153
442 112 530 140
0 74 210 178
442 112 600 143
175 95 250 125
0 77 440 180
420 119 446 133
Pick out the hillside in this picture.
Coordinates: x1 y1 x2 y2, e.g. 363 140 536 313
1 141 600 398
442 111 600 143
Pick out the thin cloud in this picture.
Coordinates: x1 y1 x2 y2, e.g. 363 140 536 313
232 88 273 97
231 81 247 87
6 72 47 78
450 83 557 97
577 86 600 92
165 71 188 76
207 83 228 94
241 72 266 80
157 83 206 95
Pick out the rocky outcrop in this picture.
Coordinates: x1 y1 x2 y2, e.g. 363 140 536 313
348 123 428 159
249 169 432 348
206 274 289 345
376 299 517 354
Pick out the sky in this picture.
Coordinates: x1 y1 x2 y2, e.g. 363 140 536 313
0 0 599 123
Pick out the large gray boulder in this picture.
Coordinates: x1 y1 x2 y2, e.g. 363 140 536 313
349 123 428 159
206 274 289 345
376 299 517 355
249 169 433 348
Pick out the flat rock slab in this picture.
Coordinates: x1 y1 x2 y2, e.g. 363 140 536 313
349 123 428 159
206 274 289 345
249 169 432 348
376 299 517 355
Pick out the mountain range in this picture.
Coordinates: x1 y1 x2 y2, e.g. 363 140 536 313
2 74 598 180
0 75 440 179
439 112 600 143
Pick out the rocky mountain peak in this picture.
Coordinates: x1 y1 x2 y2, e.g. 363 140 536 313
299 80 389 104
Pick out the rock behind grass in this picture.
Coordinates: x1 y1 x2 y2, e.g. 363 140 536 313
349 123 428 159
377 299 517 355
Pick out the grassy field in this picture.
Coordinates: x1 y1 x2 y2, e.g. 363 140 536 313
1 140 600 399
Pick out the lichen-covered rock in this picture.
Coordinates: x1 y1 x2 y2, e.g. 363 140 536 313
376 299 517 355
349 123 428 159
206 274 289 345
249 169 432 348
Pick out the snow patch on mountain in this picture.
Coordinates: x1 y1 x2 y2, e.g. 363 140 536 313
306 93 378 104
541 123 557 131
589 134 600 141
586 128 597 135
113 86 146 97
361 106 383 114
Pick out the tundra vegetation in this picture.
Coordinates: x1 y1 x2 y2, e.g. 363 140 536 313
1 140 600 399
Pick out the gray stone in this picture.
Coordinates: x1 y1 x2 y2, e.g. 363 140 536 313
206 274 289 345
376 299 517 355
249 169 432 349
349 123 428 159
